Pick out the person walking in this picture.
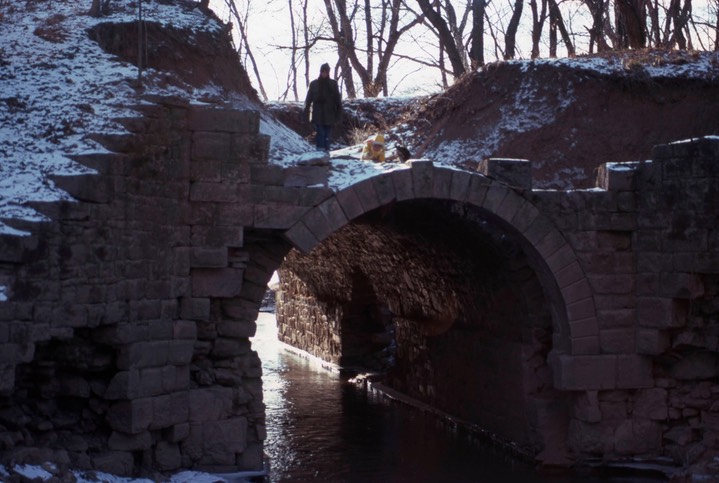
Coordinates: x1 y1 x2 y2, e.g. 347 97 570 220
304 63 343 152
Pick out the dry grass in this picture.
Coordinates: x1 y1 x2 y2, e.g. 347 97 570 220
33 13 69 43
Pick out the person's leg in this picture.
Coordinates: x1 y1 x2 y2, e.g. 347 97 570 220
315 124 327 150
324 125 333 151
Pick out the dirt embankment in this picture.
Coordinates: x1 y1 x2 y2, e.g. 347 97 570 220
270 52 719 189
412 56 719 188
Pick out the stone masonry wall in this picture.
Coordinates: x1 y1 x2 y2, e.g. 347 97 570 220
0 92 717 478
0 97 324 476
276 139 719 472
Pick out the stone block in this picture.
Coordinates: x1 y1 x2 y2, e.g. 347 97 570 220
335 187 364 221
164 365 190 392
478 158 531 189
250 164 284 186
51 304 88 329
179 298 210 321
616 355 653 388
0 342 35 364
570 335 600 355
191 132 231 161
597 309 635 329
554 264 585 295
107 398 153 433
155 441 182 471
253 203 309 230
104 370 140 399
215 203 254 226
117 341 169 370
637 297 687 329
554 354 616 390
151 391 189 430
202 417 248 455
569 317 599 338
563 278 593 305
658 272 704 299
188 387 234 422
189 108 259 134
589 274 636 295
596 162 638 191
108 431 153 451
191 247 228 268
191 268 244 298
353 178 381 212
0 364 15 392
465 174 490 207
481 184 509 213
670 352 718 380
191 159 222 182
573 390 602 423
168 340 195 365
92 451 135 477
190 181 243 203
191 225 243 248
633 388 668 420
167 423 190 442
370 172 397 206
284 221 319 254
410 159 434 197
636 328 670 355
51 173 113 203
448 169 472 201
430 166 453 199
284 166 328 187
614 419 661 455
566 297 596 322
599 328 635 354
391 167 414 201
217 320 256 338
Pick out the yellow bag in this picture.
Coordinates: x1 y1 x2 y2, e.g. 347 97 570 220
361 133 385 163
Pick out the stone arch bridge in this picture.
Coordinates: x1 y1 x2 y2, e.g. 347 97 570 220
0 100 717 477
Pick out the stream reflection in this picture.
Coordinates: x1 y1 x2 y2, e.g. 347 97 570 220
252 312 663 483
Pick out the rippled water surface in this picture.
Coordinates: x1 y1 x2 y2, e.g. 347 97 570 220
252 313 664 483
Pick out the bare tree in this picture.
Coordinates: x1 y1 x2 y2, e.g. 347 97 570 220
320 0 423 97
415 0 469 78
505 0 525 58
224 0 269 100
530 0 548 58
468 0 487 68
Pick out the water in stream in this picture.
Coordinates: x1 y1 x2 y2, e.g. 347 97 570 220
252 312 666 483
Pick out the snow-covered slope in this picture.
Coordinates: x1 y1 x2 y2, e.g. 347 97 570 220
0 0 313 236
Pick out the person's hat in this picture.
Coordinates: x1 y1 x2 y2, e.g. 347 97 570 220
320 63 330 72
373 133 384 145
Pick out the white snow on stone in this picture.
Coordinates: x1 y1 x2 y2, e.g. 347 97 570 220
0 464 255 482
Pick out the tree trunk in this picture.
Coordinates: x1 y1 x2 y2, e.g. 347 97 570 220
415 0 467 79
530 0 548 58
504 0 524 59
616 0 646 48
469 0 486 68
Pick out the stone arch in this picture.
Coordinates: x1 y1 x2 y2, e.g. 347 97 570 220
283 161 598 359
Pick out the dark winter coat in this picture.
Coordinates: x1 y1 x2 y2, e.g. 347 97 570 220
304 77 342 126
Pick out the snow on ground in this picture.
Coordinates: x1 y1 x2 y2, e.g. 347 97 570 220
0 463 259 482
515 51 719 79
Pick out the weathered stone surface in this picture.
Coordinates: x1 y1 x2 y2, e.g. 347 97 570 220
1 96 717 477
